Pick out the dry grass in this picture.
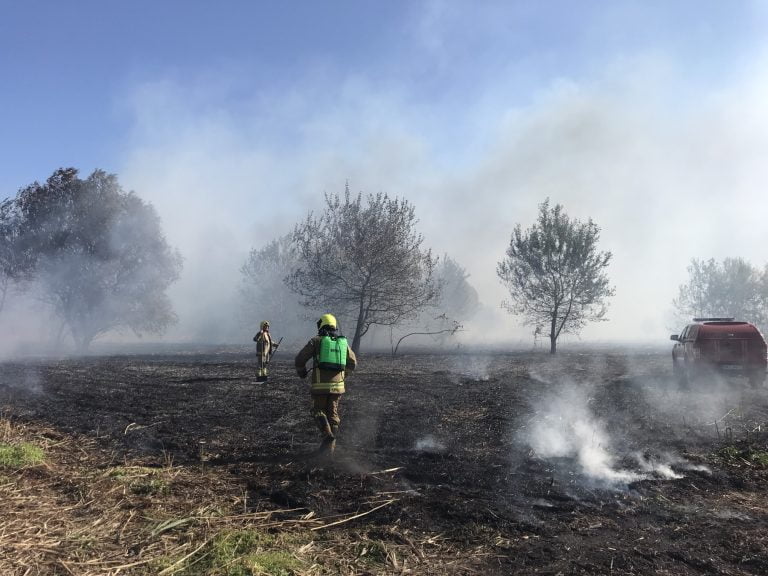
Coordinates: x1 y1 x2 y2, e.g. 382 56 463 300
0 413 481 575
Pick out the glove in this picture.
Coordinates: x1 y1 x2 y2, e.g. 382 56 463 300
297 368 308 378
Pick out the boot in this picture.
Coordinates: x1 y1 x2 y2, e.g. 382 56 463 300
319 434 336 456
315 432 335 457
312 412 334 455
314 413 334 439
328 424 339 456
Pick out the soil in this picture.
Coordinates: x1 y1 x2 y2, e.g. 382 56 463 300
1 346 768 575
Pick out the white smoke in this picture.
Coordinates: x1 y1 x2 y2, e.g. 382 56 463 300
527 384 643 485
640 367 760 443
634 451 711 479
0 366 43 396
455 356 491 381
525 380 710 487
89 44 768 347
634 452 683 480
414 435 446 452
526 384 710 486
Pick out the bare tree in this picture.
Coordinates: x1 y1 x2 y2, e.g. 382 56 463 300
240 233 309 341
13 168 183 351
673 257 767 326
390 314 463 356
497 199 614 354
288 186 438 351
388 255 478 352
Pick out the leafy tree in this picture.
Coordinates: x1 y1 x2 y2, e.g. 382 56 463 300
240 233 309 340
13 168 182 351
672 257 767 326
288 186 438 351
0 199 34 314
497 199 615 354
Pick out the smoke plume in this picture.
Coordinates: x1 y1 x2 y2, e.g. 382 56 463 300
526 384 643 485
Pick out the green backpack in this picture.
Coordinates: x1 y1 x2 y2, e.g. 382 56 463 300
317 335 348 371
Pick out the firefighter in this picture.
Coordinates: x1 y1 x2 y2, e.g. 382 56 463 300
253 320 278 382
295 313 357 455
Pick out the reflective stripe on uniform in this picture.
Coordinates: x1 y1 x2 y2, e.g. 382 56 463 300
311 381 345 394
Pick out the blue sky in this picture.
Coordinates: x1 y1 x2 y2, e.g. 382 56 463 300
2 0 759 190
2 1 768 344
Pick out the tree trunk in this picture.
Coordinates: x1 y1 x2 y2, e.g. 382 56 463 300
352 297 366 352
70 322 93 354
74 334 92 354
549 315 557 354
351 330 362 353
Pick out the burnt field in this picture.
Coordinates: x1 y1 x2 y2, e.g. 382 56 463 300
1 346 768 575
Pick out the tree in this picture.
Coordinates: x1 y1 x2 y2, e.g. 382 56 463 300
288 186 439 351
240 233 309 339
672 257 768 326
388 255 479 353
433 255 480 322
497 199 615 354
0 198 34 314
14 168 183 351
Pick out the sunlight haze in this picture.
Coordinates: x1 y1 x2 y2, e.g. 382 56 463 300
2 0 767 348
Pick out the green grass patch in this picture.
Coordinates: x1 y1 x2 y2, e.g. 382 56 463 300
719 445 740 460
246 550 301 576
107 465 170 495
161 529 308 576
717 444 768 468
355 539 388 567
0 442 44 469
748 450 768 467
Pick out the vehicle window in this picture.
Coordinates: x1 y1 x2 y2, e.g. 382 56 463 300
679 326 689 340
687 325 699 340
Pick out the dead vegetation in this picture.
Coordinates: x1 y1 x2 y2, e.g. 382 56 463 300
0 349 767 575
0 416 482 575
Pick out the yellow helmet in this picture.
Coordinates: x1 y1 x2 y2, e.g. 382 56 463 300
317 313 337 330
260 320 270 330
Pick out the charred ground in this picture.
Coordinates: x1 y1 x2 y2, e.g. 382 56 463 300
1 347 767 575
